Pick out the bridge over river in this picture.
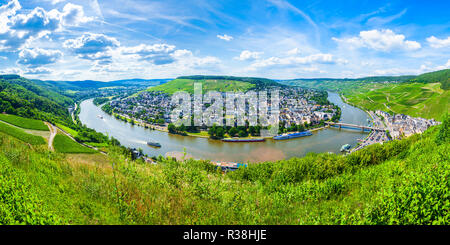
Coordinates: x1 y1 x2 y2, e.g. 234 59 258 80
325 122 385 132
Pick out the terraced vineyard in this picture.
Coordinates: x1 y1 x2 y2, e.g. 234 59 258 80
53 134 97 154
343 82 449 120
0 121 46 145
147 78 256 94
0 114 49 131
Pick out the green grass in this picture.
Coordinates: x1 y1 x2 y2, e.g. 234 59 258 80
0 121 46 145
147 78 256 94
53 134 97 154
0 116 448 225
0 114 49 131
56 123 78 137
343 82 449 120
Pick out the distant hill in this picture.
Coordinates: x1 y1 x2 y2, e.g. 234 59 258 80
410 69 449 90
278 75 416 91
178 75 283 89
279 69 449 91
33 78 171 91
148 75 283 94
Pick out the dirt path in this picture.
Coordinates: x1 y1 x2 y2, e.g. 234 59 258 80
45 122 57 151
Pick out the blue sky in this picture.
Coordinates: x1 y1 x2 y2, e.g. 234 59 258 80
0 0 449 81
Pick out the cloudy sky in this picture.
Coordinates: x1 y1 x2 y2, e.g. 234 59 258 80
0 0 449 81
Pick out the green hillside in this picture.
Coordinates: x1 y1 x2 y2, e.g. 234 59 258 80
0 121 46 145
343 82 449 120
411 69 450 90
0 115 448 225
0 75 73 125
0 114 49 131
279 75 415 91
148 78 256 94
53 134 97 154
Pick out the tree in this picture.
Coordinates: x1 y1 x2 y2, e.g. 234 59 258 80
216 127 225 138
238 130 247 137
228 127 238 137
168 123 176 134
249 126 256 136
208 124 225 139
178 123 186 132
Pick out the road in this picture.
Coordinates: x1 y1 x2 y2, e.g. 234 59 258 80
71 103 77 123
45 122 57 151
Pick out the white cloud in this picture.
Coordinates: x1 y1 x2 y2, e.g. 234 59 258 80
426 36 450 49
250 53 339 69
435 59 450 70
333 29 421 52
0 1 93 51
17 48 62 67
121 43 176 65
24 67 53 74
217 34 233 41
286 48 300 55
51 0 65 4
0 67 22 74
64 33 119 63
235 50 263 61
61 3 93 26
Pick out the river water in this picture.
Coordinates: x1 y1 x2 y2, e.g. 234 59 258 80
78 92 370 163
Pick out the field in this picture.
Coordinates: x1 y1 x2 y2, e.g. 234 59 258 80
53 134 97 154
0 114 49 131
147 78 256 94
343 82 449 120
56 123 78 137
0 121 46 145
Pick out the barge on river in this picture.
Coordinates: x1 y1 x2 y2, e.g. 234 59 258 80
147 141 161 148
273 131 313 140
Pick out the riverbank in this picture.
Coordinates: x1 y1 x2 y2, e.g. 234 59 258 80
79 93 369 163
105 110 330 140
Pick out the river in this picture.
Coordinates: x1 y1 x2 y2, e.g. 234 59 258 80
78 92 370 163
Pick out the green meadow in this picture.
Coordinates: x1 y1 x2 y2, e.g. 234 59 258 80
53 134 97 154
0 114 49 131
343 82 449 120
0 121 46 145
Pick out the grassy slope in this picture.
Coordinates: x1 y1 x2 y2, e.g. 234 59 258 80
0 117 448 224
343 82 449 120
0 121 46 145
148 78 256 94
411 69 449 90
0 114 49 131
53 134 96 154
56 123 78 137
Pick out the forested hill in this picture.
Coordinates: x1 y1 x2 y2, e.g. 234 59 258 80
177 75 284 88
148 75 284 94
410 69 450 90
278 69 449 91
0 75 73 124
33 78 170 92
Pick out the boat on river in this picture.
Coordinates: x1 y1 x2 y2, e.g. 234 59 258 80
147 141 161 148
273 131 312 140
340 144 351 152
